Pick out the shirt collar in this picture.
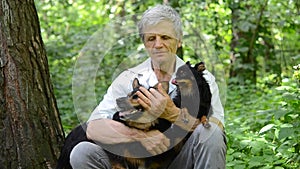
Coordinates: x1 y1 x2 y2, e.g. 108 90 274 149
128 56 185 93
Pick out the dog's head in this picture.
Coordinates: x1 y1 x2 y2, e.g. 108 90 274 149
116 78 143 114
172 61 201 97
115 78 169 126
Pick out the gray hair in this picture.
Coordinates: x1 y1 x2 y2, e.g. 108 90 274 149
138 4 183 41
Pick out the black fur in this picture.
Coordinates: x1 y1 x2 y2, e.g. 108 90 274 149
172 61 212 122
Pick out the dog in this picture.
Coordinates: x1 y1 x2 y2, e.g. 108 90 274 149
55 123 89 169
55 61 212 169
172 61 212 127
115 60 211 129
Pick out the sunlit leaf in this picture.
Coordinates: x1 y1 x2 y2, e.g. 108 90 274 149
259 124 275 134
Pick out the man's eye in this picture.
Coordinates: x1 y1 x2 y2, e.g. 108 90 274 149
161 35 171 40
147 37 155 41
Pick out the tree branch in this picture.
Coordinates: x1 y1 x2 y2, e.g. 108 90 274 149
247 0 269 61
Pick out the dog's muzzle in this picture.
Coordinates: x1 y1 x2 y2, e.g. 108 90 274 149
116 97 158 123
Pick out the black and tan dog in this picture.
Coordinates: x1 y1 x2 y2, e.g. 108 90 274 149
172 61 212 127
56 61 212 169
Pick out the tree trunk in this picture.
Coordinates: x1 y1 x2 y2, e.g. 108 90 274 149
0 1 64 168
229 0 269 85
229 0 254 84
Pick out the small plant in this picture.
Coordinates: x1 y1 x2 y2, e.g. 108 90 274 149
293 64 300 84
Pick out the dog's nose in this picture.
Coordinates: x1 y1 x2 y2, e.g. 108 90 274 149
171 79 177 85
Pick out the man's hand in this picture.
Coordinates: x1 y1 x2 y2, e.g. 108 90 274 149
137 83 180 122
136 83 167 117
137 130 170 155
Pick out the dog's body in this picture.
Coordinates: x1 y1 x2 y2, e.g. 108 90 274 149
56 61 212 169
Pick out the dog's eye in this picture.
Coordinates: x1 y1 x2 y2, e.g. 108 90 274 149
132 94 138 100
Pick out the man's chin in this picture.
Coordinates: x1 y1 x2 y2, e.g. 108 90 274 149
153 57 169 65
153 53 174 60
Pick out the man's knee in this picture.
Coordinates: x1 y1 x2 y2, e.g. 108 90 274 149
70 141 93 166
70 141 111 169
193 122 225 144
192 123 227 168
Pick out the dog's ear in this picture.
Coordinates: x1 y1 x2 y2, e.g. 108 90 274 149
195 61 206 72
132 78 141 89
186 61 191 66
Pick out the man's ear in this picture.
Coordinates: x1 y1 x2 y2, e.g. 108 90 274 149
177 40 182 48
132 78 141 89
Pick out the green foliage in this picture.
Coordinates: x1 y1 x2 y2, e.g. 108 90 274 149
34 0 166 133
226 78 300 168
293 64 300 83
35 0 113 132
228 0 300 85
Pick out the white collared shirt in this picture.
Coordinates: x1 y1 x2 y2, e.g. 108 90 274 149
88 56 225 126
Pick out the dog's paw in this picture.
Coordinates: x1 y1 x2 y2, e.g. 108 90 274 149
201 116 211 128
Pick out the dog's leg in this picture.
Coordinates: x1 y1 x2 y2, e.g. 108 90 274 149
201 116 211 128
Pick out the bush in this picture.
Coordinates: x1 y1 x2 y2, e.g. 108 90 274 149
225 77 300 168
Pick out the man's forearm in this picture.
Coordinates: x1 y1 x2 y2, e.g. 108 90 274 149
173 108 200 131
162 107 200 131
86 118 170 155
86 118 147 144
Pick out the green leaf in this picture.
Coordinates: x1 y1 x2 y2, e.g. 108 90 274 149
240 140 251 149
234 164 247 169
232 152 247 158
274 109 288 119
249 156 264 168
278 127 295 140
259 124 275 134
226 160 245 166
274 167 285 169
238 47 249 52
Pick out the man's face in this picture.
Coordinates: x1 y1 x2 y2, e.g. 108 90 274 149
143 21 182 64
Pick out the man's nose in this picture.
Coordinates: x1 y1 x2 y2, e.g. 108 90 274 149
154 37 163 48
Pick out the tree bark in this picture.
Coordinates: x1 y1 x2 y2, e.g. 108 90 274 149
0 1 64 168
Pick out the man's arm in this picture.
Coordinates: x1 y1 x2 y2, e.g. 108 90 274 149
86 118 170 155
165 107 201 131
87 118 143 144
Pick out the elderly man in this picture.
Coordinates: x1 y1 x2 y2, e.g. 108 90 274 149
70 4 226 169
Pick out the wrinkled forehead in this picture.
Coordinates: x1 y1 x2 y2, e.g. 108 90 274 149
142 21 178 40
